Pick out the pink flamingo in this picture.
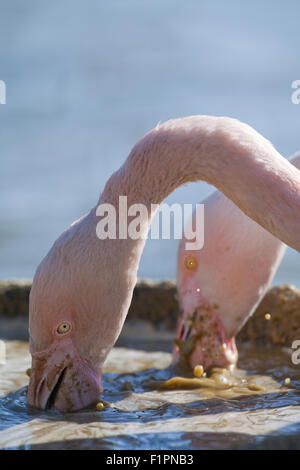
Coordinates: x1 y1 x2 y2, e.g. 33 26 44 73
27 116 300 411
174 152 300 371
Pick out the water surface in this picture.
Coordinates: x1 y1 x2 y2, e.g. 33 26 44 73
0 340 299 449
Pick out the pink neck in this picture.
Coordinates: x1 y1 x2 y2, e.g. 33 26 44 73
99 115 300 252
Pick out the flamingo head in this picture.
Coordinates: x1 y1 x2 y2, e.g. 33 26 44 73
173 266 238 372
27 212 136 411
27 259 104 411
173 190 286 373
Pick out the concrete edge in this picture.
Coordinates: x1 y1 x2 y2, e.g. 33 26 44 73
0 280 300 346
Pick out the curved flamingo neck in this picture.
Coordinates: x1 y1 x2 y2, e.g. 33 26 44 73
99 115 300 252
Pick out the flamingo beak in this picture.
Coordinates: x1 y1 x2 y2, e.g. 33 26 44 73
173 308 238 371
173 279 238 371
27 339 102 411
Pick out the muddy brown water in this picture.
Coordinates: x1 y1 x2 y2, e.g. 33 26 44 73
0 339 300 450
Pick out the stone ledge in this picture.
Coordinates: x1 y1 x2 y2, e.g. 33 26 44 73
0 280 299 345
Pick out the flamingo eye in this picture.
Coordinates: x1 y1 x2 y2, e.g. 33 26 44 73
56 321 72 335
184 255 198 271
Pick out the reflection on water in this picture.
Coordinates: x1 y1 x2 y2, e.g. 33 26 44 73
0 341 299 449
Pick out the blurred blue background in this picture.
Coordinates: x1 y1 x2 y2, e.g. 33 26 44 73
0 0 299 284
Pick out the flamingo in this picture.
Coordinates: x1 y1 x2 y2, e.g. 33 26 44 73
174 152 300 371
27 116 300 411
